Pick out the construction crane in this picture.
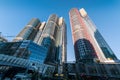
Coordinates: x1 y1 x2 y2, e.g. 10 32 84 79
0 32 15 42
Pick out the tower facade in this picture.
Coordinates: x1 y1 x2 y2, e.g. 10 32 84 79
13 15 67 65
13 18 40 41
0 14 67 78
39 14 67 65
69 8 117 63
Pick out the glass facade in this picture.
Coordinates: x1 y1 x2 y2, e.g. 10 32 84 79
0 16 67 77
34 22 46 44
0 42 21 56
94 30 117 60
82 11 117 60
27 40 48 63
0 40 47 63
69 8 117 62
12 16 67 66
13 18 40 41
38 14 67 66
69 8 97 62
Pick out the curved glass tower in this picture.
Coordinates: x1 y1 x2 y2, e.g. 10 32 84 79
38 14 67 65
12 15 67 65
13 18 40 41
69 8 117 62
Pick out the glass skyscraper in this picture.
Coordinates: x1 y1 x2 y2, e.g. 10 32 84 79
69 8 117 63
0 14 67 78
13 18 40 41
12 14 67 65
38 14 67 65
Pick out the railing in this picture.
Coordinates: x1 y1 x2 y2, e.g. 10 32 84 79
0 54 55 77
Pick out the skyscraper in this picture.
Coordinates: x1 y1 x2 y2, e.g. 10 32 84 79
33 14 67 74
13 18 40 42
66 8 120 80
69 8 117 63
0 14 67 78
13 14 67 65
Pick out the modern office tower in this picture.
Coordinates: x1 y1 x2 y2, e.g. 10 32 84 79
33 22 46 44
0 15 66 79
12 15 67 65
38 14 67 65
0 40 55 78
69 8 117 62
13 18 40 42
56 17 67 74
58 17 67 63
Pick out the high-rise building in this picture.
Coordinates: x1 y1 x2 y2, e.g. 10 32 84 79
0 14 67 78
13 18 40 42
69 8 117 63
12 14 67 65
67 8 120 80
37 14 67 65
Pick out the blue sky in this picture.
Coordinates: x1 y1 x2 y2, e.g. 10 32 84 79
0 0 120 61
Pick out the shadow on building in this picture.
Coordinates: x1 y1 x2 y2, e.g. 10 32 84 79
74 38 97 63
1 67 26 80
94 30 117 60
